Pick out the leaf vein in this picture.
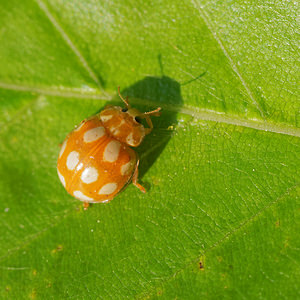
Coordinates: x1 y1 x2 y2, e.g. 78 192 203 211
0 207 76 263
144 183 299 299
34 0 104 90
190 0 266 119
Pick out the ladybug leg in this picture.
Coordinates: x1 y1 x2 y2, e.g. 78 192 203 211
132 160 146 193
144 115 153 135
142 107 161 135
83 202 90 210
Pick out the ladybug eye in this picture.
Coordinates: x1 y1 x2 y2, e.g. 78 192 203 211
135 116 142 124
122 108 128 112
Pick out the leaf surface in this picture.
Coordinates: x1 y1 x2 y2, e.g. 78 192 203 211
0 0 299 299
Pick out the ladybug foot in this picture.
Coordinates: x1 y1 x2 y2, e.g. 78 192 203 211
133 181 146 193
83 202 90 210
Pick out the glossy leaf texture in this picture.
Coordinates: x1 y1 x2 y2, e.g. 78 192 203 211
0 0 299 299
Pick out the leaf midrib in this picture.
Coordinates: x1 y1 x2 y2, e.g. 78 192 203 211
1 82 300 137
2 0 298 137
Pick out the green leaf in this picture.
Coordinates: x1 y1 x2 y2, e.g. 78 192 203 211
0 0 299 299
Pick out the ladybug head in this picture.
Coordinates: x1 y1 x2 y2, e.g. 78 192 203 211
99 87 161 147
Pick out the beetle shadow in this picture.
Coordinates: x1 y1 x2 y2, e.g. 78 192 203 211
108 76 183 187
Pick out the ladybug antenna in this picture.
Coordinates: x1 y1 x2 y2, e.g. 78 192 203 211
143 107 161 117
118 86 130 108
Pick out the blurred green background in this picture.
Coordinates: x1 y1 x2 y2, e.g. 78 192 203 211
0 0 299 299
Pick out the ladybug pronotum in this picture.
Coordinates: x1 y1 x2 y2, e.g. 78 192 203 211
57 87 161 209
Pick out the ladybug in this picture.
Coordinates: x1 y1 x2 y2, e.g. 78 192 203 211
57 87 161 209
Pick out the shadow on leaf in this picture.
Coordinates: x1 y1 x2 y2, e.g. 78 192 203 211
114 76 183 186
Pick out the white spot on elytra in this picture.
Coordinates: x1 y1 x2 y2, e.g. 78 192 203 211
74 121 84 132
126 132 135 146
98 183 117 195
121 161 133 175
103 141 121 162
57 169 66 187
66 151 80 170
73 190 94 202
83 127 105 143
100 115 113 122
101 199 110 203
81 167 99 184
59 139 67 158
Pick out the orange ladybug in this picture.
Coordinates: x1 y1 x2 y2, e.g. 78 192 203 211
57 87 161 209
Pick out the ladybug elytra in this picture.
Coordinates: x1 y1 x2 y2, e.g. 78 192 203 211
57 87 161 209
